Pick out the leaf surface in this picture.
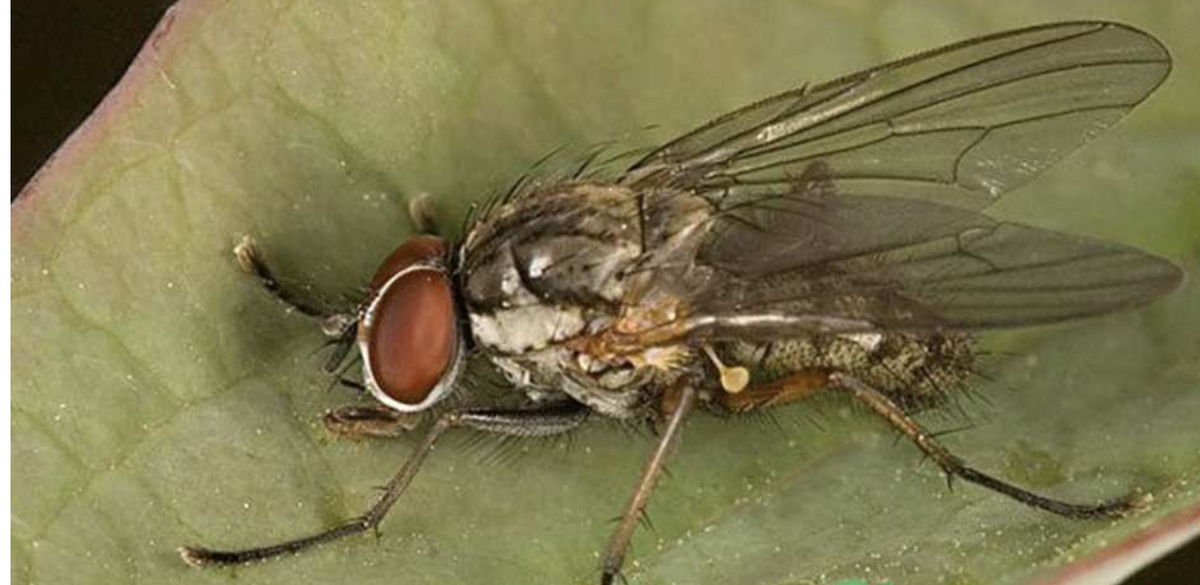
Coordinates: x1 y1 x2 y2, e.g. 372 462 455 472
12 1 1200 584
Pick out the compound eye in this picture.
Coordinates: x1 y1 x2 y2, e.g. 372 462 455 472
359 237 459 412
367 235 448 291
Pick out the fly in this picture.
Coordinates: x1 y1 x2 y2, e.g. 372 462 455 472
180 21 1181 583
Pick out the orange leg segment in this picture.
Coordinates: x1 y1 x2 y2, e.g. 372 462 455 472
718 369 830 414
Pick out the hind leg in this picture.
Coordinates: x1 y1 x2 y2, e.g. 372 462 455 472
832 372 1142 518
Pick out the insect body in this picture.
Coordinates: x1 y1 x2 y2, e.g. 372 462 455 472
182 21 1181 584
462 181 713 417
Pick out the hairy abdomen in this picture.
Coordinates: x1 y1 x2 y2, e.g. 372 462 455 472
723 332 976 411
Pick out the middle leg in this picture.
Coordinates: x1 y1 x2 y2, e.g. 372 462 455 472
601 384 698 585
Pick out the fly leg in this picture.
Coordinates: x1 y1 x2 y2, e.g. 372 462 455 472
601 385 698 585
323 403 423 440
233 235 353 331
233 236 357 379
717 369 830 414
180 401 589 567
831 373 1142 519
407 192 440 236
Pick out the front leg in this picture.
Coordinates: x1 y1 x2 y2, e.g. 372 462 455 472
323 403 424 440
233 235 352 329
406 191 441 237
233 193 436 333
180 400 589 567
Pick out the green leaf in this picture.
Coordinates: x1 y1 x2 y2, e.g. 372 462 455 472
12 1 1200 584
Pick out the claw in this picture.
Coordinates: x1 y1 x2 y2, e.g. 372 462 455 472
178 546 209 568
233 235 259 274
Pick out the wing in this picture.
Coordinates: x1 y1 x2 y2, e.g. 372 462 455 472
622 21 1171 210
662 168 1183 341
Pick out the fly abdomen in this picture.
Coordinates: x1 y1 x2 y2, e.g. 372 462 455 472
723 332 976 412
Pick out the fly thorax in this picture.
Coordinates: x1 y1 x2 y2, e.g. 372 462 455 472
459 182 717 418
469 303 588 355
562 352 656 416
461 183 643 355
484 345 655 418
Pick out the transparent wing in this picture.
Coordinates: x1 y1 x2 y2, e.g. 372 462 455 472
623 22 1171 210
669 193 1181 342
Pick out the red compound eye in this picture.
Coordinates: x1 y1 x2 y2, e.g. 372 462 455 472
358 237 459 411
367 235 449 291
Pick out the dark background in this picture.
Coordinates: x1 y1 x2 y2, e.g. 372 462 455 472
11 0 1198 581
12 0 172 196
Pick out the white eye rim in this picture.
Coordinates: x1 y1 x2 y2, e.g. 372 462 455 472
358 264 463 413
